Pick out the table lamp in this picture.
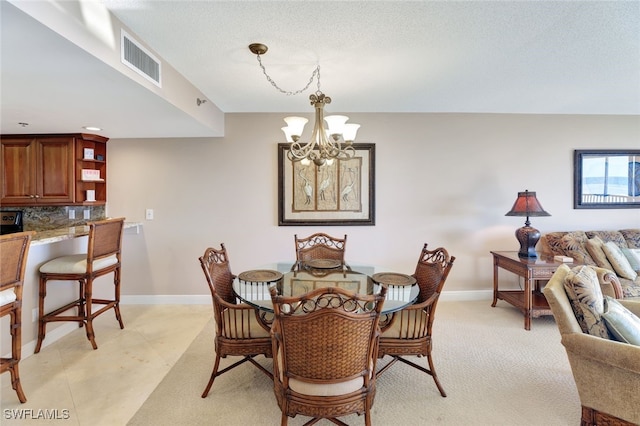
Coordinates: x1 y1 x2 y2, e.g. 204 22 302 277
505 190 550 258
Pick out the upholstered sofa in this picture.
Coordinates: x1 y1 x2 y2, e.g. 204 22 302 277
539 229 640 299
543 264 640 425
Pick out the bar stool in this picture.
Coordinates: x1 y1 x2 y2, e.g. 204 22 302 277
1 231 35 403
35 217 126 353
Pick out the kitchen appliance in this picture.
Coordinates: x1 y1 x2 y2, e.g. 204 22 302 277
0 211 24 235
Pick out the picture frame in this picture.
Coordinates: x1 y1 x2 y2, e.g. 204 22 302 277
278 143 375 226
573 149 640 209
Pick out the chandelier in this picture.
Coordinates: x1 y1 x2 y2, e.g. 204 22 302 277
249 43 360 166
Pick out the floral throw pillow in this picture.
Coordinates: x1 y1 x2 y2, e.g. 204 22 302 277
543 232 567 256
563 265 611 339
558 232 595 265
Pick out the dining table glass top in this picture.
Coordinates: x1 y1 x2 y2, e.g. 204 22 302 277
232 262 419 314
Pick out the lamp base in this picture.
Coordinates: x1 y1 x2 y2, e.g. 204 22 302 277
515 225 541 258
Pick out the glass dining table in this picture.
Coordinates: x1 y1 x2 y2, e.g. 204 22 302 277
232 261 419 315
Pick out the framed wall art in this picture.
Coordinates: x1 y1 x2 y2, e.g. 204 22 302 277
574 149 640 209
278 143 375 225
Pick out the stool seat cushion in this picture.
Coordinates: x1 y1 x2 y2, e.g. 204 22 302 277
0 289 17 306
39 254 118 274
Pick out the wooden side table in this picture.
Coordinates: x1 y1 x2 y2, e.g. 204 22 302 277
491 251 574 330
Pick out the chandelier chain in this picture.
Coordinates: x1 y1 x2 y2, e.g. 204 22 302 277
255 53 321 96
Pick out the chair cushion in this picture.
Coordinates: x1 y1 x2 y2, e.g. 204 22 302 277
276 347 366 397
0 289 17 306
585 236 615 272
380 309 426 339
221 305 271 338
39 254 118 274
563 265 611 339
602 241 638 280
289 376 364 397
602 296 640 345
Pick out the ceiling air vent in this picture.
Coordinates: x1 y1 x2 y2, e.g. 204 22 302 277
121 30 161 87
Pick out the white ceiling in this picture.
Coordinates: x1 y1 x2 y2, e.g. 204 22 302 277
2 0 639 139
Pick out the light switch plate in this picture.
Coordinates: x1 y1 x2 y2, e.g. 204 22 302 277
146 209 154 220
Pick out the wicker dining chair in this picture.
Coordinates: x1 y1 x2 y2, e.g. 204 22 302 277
377 244 455 397
293 233 349 270
198 244 273 398
269 285 387 426
1 231 35 403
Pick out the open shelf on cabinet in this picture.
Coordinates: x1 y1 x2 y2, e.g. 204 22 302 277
75 134 108 205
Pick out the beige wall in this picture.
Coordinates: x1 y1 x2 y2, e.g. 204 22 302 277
106 113 640 298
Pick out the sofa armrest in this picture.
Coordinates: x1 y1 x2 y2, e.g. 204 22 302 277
563 333 640 374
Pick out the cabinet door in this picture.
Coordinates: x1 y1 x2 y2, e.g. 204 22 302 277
0 136 75 205
0 137 38 204
36 137 75 204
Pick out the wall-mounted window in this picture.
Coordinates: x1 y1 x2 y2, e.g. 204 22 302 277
574 149 640 209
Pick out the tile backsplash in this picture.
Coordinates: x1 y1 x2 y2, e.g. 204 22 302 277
2 206 106 231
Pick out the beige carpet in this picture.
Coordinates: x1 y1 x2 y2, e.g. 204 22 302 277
128 301 580 425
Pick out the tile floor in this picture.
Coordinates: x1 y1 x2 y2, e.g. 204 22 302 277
1 304 211 425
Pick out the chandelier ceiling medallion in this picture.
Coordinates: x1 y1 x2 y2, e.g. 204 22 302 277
249 43 360 166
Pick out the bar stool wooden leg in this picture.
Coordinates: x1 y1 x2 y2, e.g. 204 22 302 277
114 268 124 329
34 277 47 354
10 309 27 403
78 279 86 328
84 278 98 350
10 366 27 403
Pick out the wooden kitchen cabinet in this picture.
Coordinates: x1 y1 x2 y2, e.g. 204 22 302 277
0 133 108 206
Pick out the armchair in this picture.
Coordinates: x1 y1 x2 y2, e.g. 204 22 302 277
543 264 640 425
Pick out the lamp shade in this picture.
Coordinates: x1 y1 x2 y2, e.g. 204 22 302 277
505 190 550 217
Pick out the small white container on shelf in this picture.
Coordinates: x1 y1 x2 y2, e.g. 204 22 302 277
83 148 94 160
86 190 96 202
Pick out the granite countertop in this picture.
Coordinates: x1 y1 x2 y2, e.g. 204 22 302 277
31 222 142 246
